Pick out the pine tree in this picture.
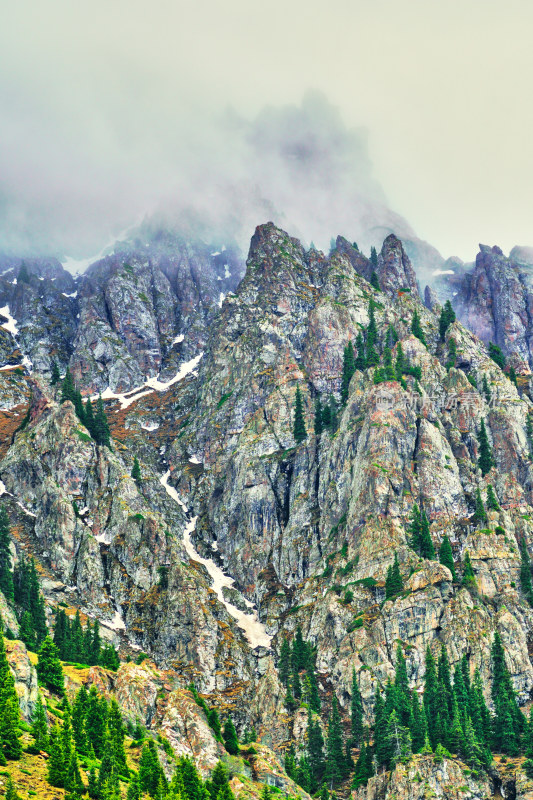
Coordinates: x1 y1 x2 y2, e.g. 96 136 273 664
419 512 435 559
439 300 456 340
90 619 102 666
50 360 61 386
477 418 494 476
0 630 22 761
0 507 13 602
18 611 36 651
509 365 518 387
482 374 491 404
314 398 323 437
411 311 426 346
385 709 412 766
383 347 395 381
278 638 291 686
47 723 65 787
132 457 142 483
87 766 98 799
94 394 111 448
409 691 426 753
84 398 96 438
223 718 239 755
474 487 487 524
462 552 476 588
86 687 107 757
394 645 412 727
65 749 84 796
350 668 363 747
325 697 344 787
439 536 456 581
72 686 88 754
370 246 378 269
385 553 403 599
341 342 356 404
395 341 405 381
138 740 163 798
352 740 374 788
307 711 325 791
107 698 129 776
370 271 380 291
365 300 380 368
25 557 47 646
486 484 500 511
61 368 76 404
489 342 506 370
423 646 439 747
520 537 533 606
31 693 48 751
293 386 307 443
307 660 321 713
373 687 389 766
386 325 398 347
37 636 64 695
409 504 422 553
354 333 365 371
73 389 85 423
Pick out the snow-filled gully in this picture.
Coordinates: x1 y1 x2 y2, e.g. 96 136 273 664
160 470 272 650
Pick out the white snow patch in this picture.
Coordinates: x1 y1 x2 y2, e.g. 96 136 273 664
78 506 89 515
101 610 126 631
0 481 6 496
98 386 155 410
224 264 231 279
172 334 184 345
141 421 159 432
0 306 19 336
189 456 201 464
12 278 17 285
211 251 221 257
21 356 32 372
95 353 203 410
218 293 225 308
160 470 188 511
160 471 272 649
145 353 203 391
433 269 455 276
62 291 78 298
16 501 36 518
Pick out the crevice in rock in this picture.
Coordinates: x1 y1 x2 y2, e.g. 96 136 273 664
412 415 422 475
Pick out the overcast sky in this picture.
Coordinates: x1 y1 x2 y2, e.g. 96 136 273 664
1 0 532 261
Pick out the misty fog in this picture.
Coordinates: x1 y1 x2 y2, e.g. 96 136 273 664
1 0 533 266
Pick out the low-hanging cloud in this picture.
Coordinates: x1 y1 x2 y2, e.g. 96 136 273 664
2 0 533 264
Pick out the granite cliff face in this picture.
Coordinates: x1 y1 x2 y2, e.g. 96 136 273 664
3 222 533 798
431 244 533 372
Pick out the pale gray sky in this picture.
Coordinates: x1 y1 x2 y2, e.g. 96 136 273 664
1 0 532 261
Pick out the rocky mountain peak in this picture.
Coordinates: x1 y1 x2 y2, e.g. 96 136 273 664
378 232 420 297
